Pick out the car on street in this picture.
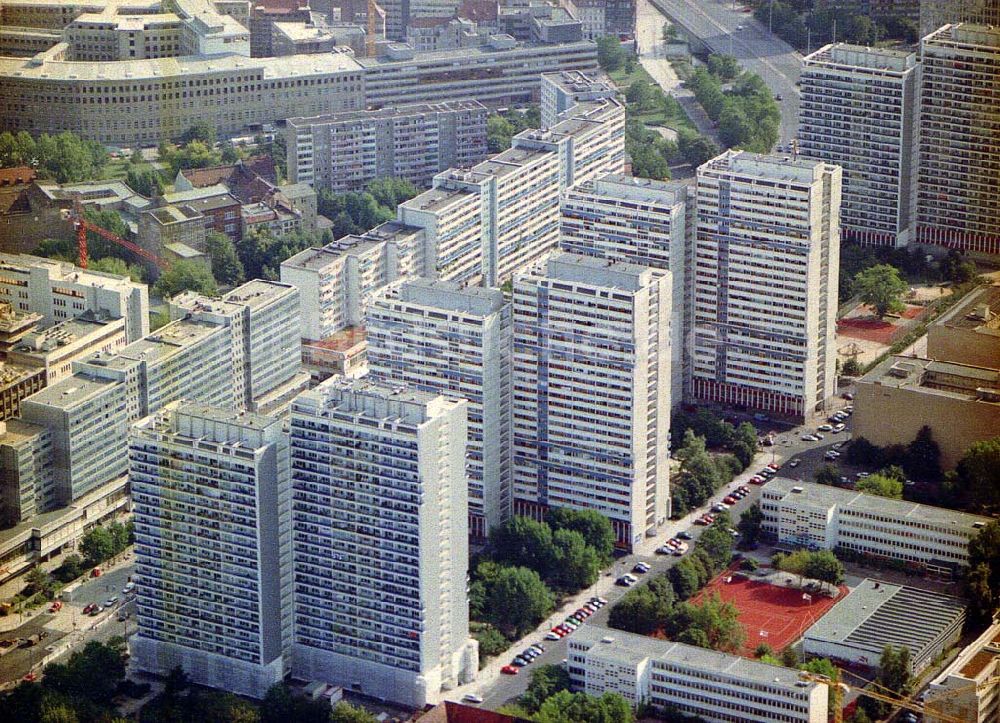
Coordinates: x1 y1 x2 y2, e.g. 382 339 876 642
105 597 118 607
801 434 816 441
723 495 737 505
616 574 638 587
462 694 484 704
501 665 519 675
711 503 729 513
775 93 783 101
833 423 846 433
82 603 97 614
677 531 693 540
817 424 832 432
736 24 744 30
49 601 62 613
591 597 607 606
545 631 561 640
512 656 528 666
788 458 801 467
857 471 870 478
656 545 675 555
90 605 103 616
123 581 135 594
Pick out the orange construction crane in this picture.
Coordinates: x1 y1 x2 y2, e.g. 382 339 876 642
68 202 169 271
366 0 383 57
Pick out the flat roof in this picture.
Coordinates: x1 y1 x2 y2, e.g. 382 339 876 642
933 284 1000 332
859 355 1000 402
535 251 657 292
305 325 366 351
22 369 119 409
805 578 966 659
287 99 486 128
764 477 992 533
356 39 595 68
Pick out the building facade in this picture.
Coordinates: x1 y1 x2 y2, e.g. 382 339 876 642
130 402 291 699
692 151 841 418
512 253 671 549
289 378 478 707
799 43 919 247
0 253 149 343
286 101 489 192
760 476 992 574
0 419 53 526
567 627 827 723
926 284 1000 369
366 279 512 539
916 24 1000 255
853 355 1000 469
560 174 689 406
926 620 1000 723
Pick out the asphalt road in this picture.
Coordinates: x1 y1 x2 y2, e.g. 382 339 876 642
0 562 136 685
648 0 803 143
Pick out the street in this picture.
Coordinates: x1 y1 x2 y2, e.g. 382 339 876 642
645 0 803 143
0 561 136 686
446 397 856 709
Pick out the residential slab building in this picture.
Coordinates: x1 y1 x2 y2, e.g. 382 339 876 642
560 174 688 406
0 253 149 343
289 378 478 707
692 151 841 418
916 24 1000 255
540 69 617 129
0 361 45 421
799 43 919 247
926 619 1000 723
926 284 1000 369
366 279 512 539
512 253 671 549
760 476 992 575
853 355 1000 469
286 101 489 193
130 402 291 699
567 626 827 723
803 578 966 675
920 0 1000 36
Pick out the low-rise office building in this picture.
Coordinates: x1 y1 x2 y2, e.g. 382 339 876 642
567 627 827 722
802 578 966 675
926 284 1000 369
0 253 149 343
854 356 1000 469
130 402 291 699
925 620 1000 723
286 101 489 193
760 476 992 575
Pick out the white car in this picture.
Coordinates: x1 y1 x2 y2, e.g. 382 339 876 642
833 423 846 433
788 459 801 468
462 694 483 704
817 424 832 432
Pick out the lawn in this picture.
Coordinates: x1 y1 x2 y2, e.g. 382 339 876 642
608 63 697 135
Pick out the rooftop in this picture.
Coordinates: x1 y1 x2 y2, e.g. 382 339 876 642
386 278 506 317
933 284 1000 333
356 38 594 68
21 369 119 410
287 99 486 128
804 578 966 659
296 376 466 422
764 477 993 534
859 355 1000 403
804 42 917 72
0 253 144 290
305 326 366 351
535 251 659 292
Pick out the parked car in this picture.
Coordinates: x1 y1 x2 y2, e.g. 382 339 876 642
463 694 484 704
90 567 102 578
788 459 801 467
123 581 135 594
501 665 519 675
678 531 693 540
633 562 651 574
545 631 561 640
842 392 854 400
48 601 62 613
512 657 528 667
616 574 638 587
656 545 674 555
833 423 846 433
592 597 608 606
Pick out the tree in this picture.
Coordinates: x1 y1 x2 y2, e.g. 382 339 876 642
485 566 554 638
841 357 862 377
966 520 1000 622
88 257 145 283
857 473 903 499
609 585 666 635
80 527 115 565
698 524 734 570
754 642 773 659
546 507 615 563
670 594 746 653
153 260 218 299
42 640 127 705
707 54 740 80
549 528 600 590
260 683 294 723
669 559 701 600
205 232 245 286
330 702 379 723
521 664 572 713
738 503 764 546
956 437 1000 510
366 177 418 210
803 550 844 586
489 516 556 575
814 464 841 486
800 657 837 679
534 690 633 723
55 554 84 583
626 80 655 110
472 623 509 657
879 645 912 696
677 131 719 167
731 422 758 470
596 36 626 73
781 646 799 668
125 166 164 198
181 122 217 146
853 264 908 319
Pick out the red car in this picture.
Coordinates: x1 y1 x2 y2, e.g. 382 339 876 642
501 665 519 675
749 476 765 485
723 496 737 505
82 603 96 614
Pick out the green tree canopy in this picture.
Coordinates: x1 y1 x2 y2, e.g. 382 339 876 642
956 437 1000 510
484 566 554 638
814 464 840 486
853 264 908 318
546 507 615 563
521 664 573 713
596 36 626 72
856 473 903 499
489 516 557 574
534 690 633 723
738 503 764 546
80 527 115 565
153 260 218 299
205 231 245 287
549 528 600 590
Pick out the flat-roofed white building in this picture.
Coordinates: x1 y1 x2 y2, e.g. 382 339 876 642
760 476 992 574
926 620 1000 723
512 253 671 549
0 253 149 343
799 43 919 247
692 151 841 418
289 378 477 707
803 578 966 675
560 173 689 405
367 279 512 539
130 402 291 699
567 626 827 722
7 312 128 385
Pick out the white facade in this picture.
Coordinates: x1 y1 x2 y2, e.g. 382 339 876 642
289 378 478 708
366 279 512 539
692 151 841 418
760 477 991 573
0 253 149 343
916 24 1000 255
130 402 291 699
926 620 1000 723
799 43 919 247
560 174 688 406
567 627 827 723
540 70 617 128
512 253 671 549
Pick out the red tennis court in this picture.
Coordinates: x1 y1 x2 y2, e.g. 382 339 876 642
691 568 847 657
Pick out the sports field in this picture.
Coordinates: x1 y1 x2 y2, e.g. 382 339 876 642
691 569 847 656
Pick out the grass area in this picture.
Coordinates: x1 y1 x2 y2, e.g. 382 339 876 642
99 158 169 181
608 63 698 135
